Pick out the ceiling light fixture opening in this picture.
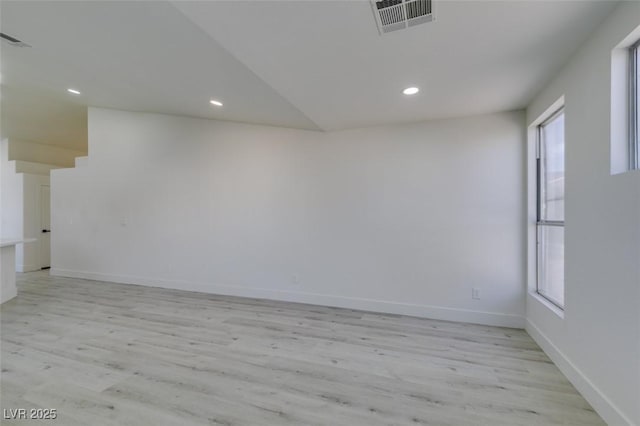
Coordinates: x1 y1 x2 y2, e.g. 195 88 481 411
210 99 223 107
403 87 419 95
67 88 81 95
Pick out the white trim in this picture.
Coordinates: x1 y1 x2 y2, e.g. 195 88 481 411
50 268 525 328
528 291 564 319
526 319 634 426
529 95 565 128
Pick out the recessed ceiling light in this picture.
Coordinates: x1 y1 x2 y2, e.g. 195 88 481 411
403 87 419 95
210 99 223 107
67 88 81 95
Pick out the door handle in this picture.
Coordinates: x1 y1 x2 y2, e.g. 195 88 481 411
42 229 51 233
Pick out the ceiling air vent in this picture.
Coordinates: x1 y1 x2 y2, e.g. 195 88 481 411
0 33 31 48
371 0 434 34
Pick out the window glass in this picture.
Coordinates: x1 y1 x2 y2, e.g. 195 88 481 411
537 109 565 309
538 226 564 308
636 45 639 167
540 112 564 222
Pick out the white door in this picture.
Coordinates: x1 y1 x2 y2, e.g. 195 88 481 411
40 185 51 269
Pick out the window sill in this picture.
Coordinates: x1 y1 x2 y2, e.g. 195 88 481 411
529 291 565 319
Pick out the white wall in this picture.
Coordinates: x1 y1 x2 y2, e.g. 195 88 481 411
52 107 526 327
1 139 51 271
526 2 640 425
1 139 23 242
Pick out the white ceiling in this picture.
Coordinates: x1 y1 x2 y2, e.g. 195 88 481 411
1 0 618 149
173 0 617 130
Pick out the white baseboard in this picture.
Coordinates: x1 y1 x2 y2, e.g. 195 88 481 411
50 268 525 328
526 319 634 426
17 264 39 273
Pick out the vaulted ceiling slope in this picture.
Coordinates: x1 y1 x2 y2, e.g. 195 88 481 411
1 0 618 146
0 0 320 150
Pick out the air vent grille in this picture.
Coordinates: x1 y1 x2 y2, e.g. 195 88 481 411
371 0 434 34
0 33 31 48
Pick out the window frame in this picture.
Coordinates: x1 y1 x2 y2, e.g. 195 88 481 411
536 106 565 310
629 39 640 170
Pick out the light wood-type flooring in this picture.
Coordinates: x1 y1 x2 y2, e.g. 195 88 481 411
0 272 604 425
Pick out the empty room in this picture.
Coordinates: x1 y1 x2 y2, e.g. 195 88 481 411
0 0 638 425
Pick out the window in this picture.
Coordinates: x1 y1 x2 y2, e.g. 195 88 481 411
630 40 640 169
537 108 565 309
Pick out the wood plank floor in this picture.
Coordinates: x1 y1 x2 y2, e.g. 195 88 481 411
1 272 604 425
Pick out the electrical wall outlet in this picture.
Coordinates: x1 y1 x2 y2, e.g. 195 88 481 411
472 288 480 300
291 275 300 285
